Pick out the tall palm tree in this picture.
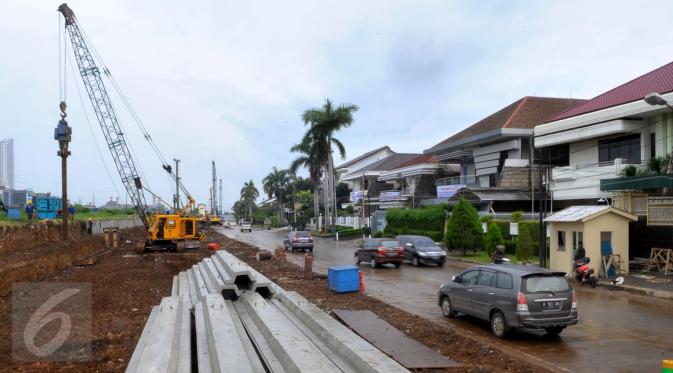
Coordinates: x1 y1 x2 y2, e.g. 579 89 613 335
301 98 358 231
290 132 324 226
240 180 259 221
262 167 290 225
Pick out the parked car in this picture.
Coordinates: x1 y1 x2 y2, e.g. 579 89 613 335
284 230 313 252
437 264 578 338
240 220 252 232
355 238 404 268
396 235 446 267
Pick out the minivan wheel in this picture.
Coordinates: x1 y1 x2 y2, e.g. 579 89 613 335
355 255 360 265
440 296 456 318
370 258 378 268
490 311 508 338
544 326 565 336
412 256 420 267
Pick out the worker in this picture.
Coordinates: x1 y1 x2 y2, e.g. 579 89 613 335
25 201 34 224
86 218 93 236
68 205 75 221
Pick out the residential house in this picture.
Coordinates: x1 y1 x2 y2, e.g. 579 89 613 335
425 96 586 188
335 146 395 184
534 61 673 207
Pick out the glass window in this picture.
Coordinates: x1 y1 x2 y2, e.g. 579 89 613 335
412 237 436 246
460 270 479 285
295 231 310 237
572 232 583 251
477 270 495 287
598 134 641 163
523 275 570 293
557 231 566 251
496 272 513 289
381 240 401 248
651 133 656 159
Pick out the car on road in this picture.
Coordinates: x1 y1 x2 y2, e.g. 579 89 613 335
284 230 314 252
438 264 578 338
355 238 404 268
396 235 446 267
240 220 252 232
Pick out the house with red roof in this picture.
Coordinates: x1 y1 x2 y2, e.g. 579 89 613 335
534 61 673 208
423 96 585 210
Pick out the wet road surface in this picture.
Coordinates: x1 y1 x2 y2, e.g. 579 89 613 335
217 227 673 373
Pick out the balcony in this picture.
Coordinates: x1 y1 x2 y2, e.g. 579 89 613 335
436 175 479 187
612 192 673 226
551 159 641 200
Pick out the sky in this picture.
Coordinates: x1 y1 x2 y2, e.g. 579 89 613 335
2 0 673 211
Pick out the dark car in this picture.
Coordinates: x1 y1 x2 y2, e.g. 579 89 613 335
284 231 313 252
355 238 404 268
396 235 446 267
438 264 578 338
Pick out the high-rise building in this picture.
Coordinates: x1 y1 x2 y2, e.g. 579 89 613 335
0 139 14 189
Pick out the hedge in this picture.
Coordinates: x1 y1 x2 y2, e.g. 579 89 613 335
490 220 540 243
385 204 446 239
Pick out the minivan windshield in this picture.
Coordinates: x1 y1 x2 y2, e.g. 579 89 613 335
523 275 570 293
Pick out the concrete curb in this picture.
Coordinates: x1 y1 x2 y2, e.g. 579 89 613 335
597 280 673 301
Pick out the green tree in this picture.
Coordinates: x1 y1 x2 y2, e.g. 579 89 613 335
445 198 483 254
232 200 246 221
263 167 291 225
516 224 533 261
484 223 504 256
290 131 325 226
301 98 358 231
511 210 524 223
335 182 351 201
240 180 259 220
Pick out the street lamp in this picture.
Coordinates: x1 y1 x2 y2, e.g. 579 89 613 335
54 101 72 240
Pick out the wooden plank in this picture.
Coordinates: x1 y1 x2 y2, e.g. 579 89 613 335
332 309 460 369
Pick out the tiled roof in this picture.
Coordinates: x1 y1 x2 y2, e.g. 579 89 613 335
432 97 586 149
548 61 673 122
350 153 420 173
394 154 437 169
335 146 391 169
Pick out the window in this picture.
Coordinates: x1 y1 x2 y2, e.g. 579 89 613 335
522 275 570 293
598 134 641 163
557 231 566 251
572 231 583 251
477 270 495 287
496 272 513 289
651 133 656 159
460 270 479 285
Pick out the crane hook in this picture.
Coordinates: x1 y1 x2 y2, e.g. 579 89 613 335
59 101 68 119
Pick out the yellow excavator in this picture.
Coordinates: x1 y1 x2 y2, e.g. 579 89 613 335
58 4 204 252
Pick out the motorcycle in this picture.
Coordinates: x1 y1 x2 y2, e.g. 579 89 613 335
574 257 597 288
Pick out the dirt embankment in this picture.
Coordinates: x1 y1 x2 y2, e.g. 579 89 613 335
0 228 212 372
208 231 551 373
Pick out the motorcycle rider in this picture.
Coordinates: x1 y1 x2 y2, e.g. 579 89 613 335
491 245 507 263
573 241 586 261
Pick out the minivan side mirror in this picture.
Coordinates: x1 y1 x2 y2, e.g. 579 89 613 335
405 242 413 247
452 275 460 283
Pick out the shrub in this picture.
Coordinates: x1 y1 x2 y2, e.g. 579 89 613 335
385 204 446 238
480 214 493 223
484 223 504 256
372 231 383 238
622 165 637 177
445 198 483 254
516 224 533 261
511 210 524 223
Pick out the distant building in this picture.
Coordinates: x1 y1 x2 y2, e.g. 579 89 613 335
0 139 14 189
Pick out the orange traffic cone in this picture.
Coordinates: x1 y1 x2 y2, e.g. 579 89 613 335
359 271 365 292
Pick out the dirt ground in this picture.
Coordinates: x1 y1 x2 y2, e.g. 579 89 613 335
208 231 551 373
0 228 211 373
0 226 550 373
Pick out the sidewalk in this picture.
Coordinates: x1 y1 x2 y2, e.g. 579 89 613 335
598 273 673 301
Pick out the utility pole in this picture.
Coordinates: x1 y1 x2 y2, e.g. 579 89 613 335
55 101 72 240
173 158 180 211
538 164 546 268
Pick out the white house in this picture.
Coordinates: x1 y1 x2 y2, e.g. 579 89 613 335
534 61 673 206
335 146 395 184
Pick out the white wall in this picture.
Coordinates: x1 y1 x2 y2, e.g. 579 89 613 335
568 139 598 167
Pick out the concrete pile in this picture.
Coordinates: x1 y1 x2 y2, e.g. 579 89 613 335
127 250 409 373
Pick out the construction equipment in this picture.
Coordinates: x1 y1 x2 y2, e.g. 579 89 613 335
209 161 222 225
57 3 204 252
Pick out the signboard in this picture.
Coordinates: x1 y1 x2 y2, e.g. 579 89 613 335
350 191 364 203
436 184 466 199
510 222 519 236
379 191 401 201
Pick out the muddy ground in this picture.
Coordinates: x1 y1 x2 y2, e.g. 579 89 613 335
0 226 550 373
0 228 211 373
209 231 551 373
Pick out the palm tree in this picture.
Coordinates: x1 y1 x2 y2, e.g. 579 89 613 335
290 132 324 226
301 98 358 231
240 180 259 221
263 167 290 225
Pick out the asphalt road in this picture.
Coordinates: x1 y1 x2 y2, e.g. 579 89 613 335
216 226 673 373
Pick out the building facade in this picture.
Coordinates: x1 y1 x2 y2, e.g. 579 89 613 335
0 138 14 189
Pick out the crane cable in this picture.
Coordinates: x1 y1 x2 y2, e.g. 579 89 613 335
75 19 194 200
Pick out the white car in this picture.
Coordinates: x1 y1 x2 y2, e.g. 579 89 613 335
240 221 252 232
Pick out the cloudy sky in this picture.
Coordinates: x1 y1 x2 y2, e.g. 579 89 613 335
3 0 673 210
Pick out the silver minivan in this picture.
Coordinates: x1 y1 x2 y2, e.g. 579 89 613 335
437 264 578 337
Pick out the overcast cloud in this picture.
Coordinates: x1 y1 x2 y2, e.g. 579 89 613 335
2 0 673 209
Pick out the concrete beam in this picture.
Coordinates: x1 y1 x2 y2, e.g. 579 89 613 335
200 258 241 300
